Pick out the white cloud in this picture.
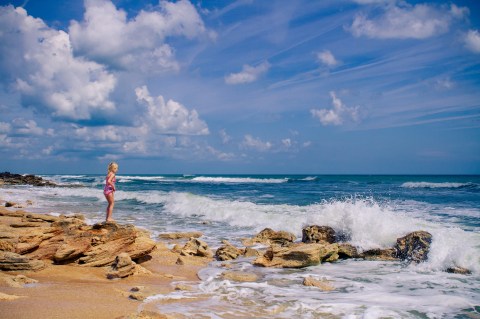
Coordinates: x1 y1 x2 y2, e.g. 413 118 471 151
350 3 460 39
219 129 231 144
206 146 234 161
241 135 272 151
465 30 480 53
225 61 270 85
69 0 209 72
435 77 454 90
0 122 11 133
317 50 338 67
12 119 44 136
0 6 116 121
311 91 360 126
449 4 469 20
135 85 209 135
282 138 292 148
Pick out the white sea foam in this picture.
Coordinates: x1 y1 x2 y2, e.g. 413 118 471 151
190 176 288 184
401 182 471 189
116 175 166 183
299 176 317 181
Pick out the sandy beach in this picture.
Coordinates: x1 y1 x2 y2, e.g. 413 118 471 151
0 206 210 319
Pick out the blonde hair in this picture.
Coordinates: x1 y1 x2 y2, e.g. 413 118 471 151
107 162 118 173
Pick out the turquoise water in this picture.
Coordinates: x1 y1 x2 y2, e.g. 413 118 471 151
3 174 479 318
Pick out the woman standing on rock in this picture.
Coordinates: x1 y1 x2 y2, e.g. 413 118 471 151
104 162 118 222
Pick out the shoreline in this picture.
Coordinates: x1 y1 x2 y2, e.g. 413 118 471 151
0 205 211 319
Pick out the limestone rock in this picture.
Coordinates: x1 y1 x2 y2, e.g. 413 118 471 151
107 253 136 279
254 243 339 268
215 241 244 261
361 248 398 261
394 231 432 263
338 243 360 259
302 225 336 244
303 276 335 291
158 231 203 240
0 251 45 271
222 271 259 282
244 228 296 246
0 292 22 301
446 266 471 275
0 274 38 288
180 238 212 258
244 247 260 258
0 172 56 187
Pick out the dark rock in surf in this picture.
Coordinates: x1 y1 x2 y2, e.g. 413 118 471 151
302 225 336 244
394 231 432 263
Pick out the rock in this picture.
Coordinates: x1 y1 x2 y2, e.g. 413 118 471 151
244 247 260 258
106 253 136 279
171 244 183 253
361 248 398 261
0 251 45 271
446 266 471 275
302 225 336 244
338 243 359 259
244 228 296 246
175 257 185 265
303 276 335 291
254 243 339 268
394 231 432 263
0 172 56 187
180 238 213 258
129 292 147 301
130 286 145 292
215 241 244 261
174 284 193 291
5 202 16 208
0 292 22 301
158 231 203 240
0 274 38 288
222 271 259 282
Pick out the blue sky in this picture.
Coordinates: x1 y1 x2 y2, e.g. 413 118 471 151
0 0 479 174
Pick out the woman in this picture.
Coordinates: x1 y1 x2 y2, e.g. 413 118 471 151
103 162 118 222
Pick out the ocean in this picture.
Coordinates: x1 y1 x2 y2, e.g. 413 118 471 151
2 174 479 318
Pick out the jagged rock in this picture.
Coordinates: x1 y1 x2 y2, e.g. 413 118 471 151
361 248 398 261
0 212 156 267
243 228 296 246
222 271 259 282
215 241 244 261
107 253 136 279
394 231 432 263
302 225 336 244
254 243 339 268
0 274 38 288
0 251 45 271
244 247 260 257
338 243 359 259
180 238 212 258
0 172 56 187
446 266 471 275
303 276 335 291
158 231 203 240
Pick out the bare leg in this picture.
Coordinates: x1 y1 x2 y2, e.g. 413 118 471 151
105 193 115 222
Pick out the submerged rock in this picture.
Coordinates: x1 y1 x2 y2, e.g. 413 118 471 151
361 248 398 261
222 271 259 282
394 231 432 263
303 276 335 291
254 243 339 268
446 266 471 275
302 225 336 244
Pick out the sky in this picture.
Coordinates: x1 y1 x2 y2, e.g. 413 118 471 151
0 0 479 174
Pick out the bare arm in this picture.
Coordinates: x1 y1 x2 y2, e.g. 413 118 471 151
106 173 116 191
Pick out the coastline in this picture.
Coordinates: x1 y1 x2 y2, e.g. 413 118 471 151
0 205 211 319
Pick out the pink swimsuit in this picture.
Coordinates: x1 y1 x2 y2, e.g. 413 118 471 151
103 176 116 196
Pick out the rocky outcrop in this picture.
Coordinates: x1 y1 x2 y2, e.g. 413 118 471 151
180 238 213 258
303 276 335 291
254 243 339 268
243 228 296 246
215 241 244 261
0 251 45 271
0 172 56 187
361 248 398 261
302 225 336 244
394 231 432 263
0 209 157 269
0 273 38 288
446 266 471 275
106 253 136 279
158 231 203 240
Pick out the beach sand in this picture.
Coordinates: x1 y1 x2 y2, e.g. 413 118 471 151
0 207 210 319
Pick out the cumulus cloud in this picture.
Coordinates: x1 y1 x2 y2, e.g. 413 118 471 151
282 138 292 148
317 50 338 67
465 30 480 53
0 122 11 134
241 135 272 151
225 61 270 85
349 3 465 39
219 129 231 144
0 6 116 121
69 0 209 72
135 85 209 135
311 92 360 126
12 119 45 136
